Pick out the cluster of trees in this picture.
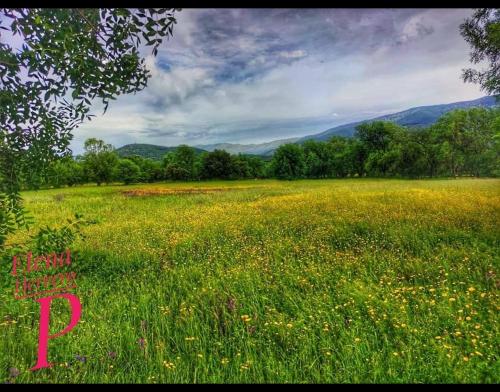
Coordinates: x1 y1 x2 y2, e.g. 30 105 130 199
272 107 499 179
31 139 268 189
22 106 499 189
162 146 266 181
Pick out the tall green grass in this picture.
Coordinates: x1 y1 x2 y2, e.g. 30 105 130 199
1 178 499 383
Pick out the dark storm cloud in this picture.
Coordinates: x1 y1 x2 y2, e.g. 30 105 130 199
171 9 430 81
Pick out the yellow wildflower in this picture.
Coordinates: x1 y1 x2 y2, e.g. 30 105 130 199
163 361 176 370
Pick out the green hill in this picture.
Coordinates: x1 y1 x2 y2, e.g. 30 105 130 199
115 143 207 161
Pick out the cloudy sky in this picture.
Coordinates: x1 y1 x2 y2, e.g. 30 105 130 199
72 8 483 153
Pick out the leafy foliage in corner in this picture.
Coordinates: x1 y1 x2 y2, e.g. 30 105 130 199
460 8 500 95
0 8 179 247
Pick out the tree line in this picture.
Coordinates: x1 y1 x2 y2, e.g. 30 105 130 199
22 106 499 189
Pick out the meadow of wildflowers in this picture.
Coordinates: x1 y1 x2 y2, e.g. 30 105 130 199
1 178 499 383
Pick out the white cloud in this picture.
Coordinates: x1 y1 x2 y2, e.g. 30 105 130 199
70 8 484 153
397 14 434 44
143 56 215 106
279 50 308 59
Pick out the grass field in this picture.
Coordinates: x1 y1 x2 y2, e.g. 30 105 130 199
1 178 499 383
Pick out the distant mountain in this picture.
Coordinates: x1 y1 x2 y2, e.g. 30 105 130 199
197 137 300 156
298 95 499 142
116 96 498 159
115 143 206 161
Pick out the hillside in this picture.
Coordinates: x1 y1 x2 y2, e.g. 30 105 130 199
298 95 498 142
115 143 206 161
197 137 300 156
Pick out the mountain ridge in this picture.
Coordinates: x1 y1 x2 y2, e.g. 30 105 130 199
114 95 498 159
298 95 498 142
196 137 300 156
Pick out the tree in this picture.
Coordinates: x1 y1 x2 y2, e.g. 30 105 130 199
271 144 306 180
164 163 191 181
240 154 266 178
463 108 500 176
82 138 118 186
123 155 163 183
433 108 500 177
412 127 442 178
460 9 500 95
174 145 197 177
0 8 179 247
492 123 500 177
162 145 198 181
201 150 234 180
355 121 404 176
115 159 141 185
137 157 163 183
387 131 427 178
303 140 335 178
48 156 85 187
346 139 369 177
328 137 352 177
355 121 402 153
228 154 266 179
230 155 252 179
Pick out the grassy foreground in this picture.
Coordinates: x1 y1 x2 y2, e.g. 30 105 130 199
1 178 499 383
